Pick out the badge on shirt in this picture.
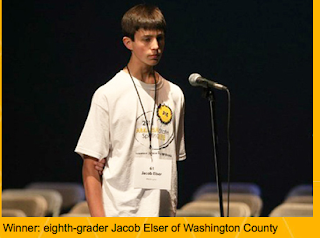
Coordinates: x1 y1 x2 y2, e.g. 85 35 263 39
134 157 172 190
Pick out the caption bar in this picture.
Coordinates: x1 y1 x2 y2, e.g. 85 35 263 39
2 222 278 235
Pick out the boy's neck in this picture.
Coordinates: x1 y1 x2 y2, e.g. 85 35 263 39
125 61 157 84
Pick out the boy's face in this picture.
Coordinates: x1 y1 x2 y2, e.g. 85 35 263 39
124 28 165 67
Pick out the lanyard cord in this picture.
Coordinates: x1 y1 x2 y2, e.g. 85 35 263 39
127 66 157 150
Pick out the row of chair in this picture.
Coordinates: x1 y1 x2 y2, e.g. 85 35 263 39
59 182 312 217
177 182 262 217
2 182 85 217
269 184 313 217
2 182 312 217
176 182 312 217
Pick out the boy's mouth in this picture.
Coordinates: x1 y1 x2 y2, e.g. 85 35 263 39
149 54 160 59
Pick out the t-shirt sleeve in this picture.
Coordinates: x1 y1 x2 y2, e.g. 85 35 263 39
177 91 186 161
75 90 110 160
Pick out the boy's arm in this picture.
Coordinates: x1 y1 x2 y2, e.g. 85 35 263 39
82 155 106 217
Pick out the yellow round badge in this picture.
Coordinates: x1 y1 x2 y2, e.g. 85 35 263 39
157 104 172 124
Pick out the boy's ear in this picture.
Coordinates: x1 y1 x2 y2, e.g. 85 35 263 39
122 36 133 51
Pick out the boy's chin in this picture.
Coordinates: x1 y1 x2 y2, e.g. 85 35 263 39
148 60 160 66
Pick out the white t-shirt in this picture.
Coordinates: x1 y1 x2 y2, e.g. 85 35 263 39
75 70 186 217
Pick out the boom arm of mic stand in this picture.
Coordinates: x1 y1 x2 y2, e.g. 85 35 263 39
203 87 224 217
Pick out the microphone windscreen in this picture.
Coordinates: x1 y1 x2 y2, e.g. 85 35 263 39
189 73 201 86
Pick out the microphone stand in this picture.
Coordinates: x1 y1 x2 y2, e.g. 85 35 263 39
202 87 224 217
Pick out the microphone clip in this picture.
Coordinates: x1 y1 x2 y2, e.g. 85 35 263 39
202 87 216 102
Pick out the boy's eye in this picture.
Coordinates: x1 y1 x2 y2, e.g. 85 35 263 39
157 36 164 42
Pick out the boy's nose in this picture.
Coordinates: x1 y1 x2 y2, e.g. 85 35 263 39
151 38 159 50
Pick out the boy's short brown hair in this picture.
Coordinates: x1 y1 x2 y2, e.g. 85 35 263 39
121 4 166 40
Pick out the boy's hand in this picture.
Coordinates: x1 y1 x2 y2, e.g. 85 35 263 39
94 158 106 175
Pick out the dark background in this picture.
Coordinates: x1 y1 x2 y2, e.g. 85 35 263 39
3 0 312 216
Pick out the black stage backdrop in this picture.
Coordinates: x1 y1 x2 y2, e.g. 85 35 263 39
3 0 312 216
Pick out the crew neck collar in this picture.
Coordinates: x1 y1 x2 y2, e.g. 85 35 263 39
120 70 163 91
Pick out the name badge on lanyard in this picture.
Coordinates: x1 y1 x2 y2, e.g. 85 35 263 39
134 157 172 190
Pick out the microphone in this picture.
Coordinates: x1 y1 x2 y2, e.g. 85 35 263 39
189 73 227 90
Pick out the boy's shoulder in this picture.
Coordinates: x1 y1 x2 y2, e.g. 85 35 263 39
95 70 128 93
101 70 128 89
91 70 129 104
160 74 184 97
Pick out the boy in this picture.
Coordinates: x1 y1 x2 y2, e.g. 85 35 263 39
75 4 186 217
